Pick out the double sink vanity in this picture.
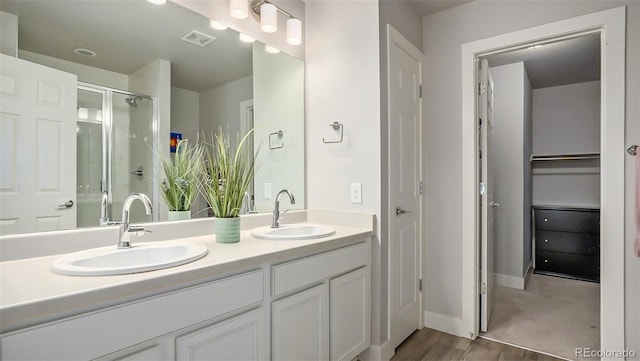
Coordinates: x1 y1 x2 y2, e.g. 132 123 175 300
0 210 373 361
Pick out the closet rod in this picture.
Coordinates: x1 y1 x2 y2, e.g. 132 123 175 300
530 153 600 162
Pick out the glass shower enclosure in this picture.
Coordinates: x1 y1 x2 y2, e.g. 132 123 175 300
76 83 157 227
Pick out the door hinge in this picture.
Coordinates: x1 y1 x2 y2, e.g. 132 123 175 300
419 84 423 98
419 278 423 292
418 181 423 195
480 282 487 295
479 149 482 159
478 82 487 96
479 182 486 195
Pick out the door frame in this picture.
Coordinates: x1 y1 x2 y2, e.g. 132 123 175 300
387 24 424 348
460 6 626 353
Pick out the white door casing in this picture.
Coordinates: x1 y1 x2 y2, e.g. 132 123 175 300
461 7 626 353
388 25 423 348
478 59 496 333
0 54 77 235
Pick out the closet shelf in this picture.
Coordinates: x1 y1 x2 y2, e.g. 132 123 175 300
530 152 600 162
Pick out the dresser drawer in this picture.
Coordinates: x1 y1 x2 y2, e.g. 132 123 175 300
536 230 599 256
536 250 599 281
534 209 599 233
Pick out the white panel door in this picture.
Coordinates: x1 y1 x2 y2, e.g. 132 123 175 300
272 284 329 361
388 26 423 348
330 267 370 361
176 308 265 361
0 54 77 235
479 59 496 332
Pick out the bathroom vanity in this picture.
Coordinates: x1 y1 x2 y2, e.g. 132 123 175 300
0 211 373 361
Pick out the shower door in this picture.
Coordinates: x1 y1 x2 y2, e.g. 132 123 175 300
76 84 155 227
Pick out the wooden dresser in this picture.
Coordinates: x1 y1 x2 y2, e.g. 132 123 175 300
533 206 600 282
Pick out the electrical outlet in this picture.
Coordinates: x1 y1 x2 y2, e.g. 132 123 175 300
264 183 272 199
351 183 362 204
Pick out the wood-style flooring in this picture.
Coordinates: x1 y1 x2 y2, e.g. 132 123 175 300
391 328 566 361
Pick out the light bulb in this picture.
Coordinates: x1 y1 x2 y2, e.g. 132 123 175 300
260 3 277 33
239 33 256 43
230 0 248 19
286 18 302 46
209 20 228 30
147 0 166 4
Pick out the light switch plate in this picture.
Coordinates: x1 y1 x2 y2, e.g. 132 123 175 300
264 183 272 199
351 183 362 204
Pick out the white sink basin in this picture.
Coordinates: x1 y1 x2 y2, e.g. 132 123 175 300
251 224 336 240
51 241 208 276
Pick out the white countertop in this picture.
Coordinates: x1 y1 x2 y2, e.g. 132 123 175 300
0 219 372 334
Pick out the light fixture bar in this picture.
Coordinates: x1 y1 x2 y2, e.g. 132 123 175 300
250 0 294 19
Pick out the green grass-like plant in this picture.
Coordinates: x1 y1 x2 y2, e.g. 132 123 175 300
198 129 256 218
158 139 204 212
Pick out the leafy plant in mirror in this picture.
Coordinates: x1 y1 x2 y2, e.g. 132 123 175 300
157 139 204 212
198 129 256 218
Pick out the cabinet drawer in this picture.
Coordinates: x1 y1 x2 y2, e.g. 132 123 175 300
536 231 599 256
534 209 599 233
2 270 264 361
272 242 369 298
536 251 599 281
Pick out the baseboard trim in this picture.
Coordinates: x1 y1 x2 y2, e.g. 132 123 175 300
523 261 533 288
495 272 525 290
359 340 394 361
424 311 468 338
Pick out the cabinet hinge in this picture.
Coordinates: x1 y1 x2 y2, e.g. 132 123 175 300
419 84 423 98
418 181 424 195
480 282 487 295
419 278 423 292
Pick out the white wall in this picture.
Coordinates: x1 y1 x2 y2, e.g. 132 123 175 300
199 76 253 140
422 1 639 353
171 87 200 143
19 50 128 90
523 68 533 275
252 44 305 212
489 62 531 280
532 81 601 208
305 0 383 348
0 12 18 57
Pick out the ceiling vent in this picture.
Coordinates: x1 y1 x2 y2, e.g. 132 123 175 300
180 30 216 47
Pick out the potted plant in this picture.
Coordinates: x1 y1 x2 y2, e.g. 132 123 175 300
198 129 256 243
157 139 204 220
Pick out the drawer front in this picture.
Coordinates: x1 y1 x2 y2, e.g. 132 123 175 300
534 209 599 233
2 270 264 361
536 230 599 256
536 251 599 280
272 241 369 298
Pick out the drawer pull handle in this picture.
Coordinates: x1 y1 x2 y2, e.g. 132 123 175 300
544 239 548 243
544 218 548 222
544 259 549 263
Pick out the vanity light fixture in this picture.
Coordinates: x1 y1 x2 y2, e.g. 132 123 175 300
209 20 228 30
239 33 256 43
78 108 88 120
230 0 249 19
246 0 303 46
265 44 280 54
147 0 166 4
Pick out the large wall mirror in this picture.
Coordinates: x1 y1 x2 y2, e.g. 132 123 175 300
0 0 305 236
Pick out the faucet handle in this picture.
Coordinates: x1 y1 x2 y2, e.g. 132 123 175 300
128 225 151 236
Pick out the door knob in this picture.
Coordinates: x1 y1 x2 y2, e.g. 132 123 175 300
58 200 74 209
396 207 410 216
490 201 500 208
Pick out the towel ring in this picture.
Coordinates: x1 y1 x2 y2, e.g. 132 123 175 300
628 145 638 156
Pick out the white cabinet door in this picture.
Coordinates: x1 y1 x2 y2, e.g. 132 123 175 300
0 54 78 235
98 341 172 361
272 284 329 361
176 308 266 361
330 267 370 361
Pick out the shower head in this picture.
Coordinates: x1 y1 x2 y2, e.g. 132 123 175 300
125 96 142 108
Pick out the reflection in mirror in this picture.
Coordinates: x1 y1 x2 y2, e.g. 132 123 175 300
0 0 305 236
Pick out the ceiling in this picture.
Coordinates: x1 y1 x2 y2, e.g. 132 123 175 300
404 0 474 17
0 0 252 92
483 33 601 89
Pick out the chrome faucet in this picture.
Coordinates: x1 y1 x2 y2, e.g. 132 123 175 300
118 192 153 249
272 189 295 228
99 191 112 226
